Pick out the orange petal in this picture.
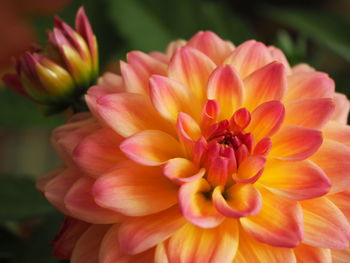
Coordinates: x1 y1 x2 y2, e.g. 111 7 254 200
285 71 334 101
294 244 331 263
207 65 244 119
73 128 125 177
233 226 296 263
213 184 262 218
240 188 303 247
187 31 234 64
150 75 198 122
118 206 186 254
71 225 110 263
327 189 350 222
270 125 322 161
51 117 99 165
99 225 156 263
52 217 90 259
301 197 350 249
224 40 272 78
163 158 205 185
268 45 291 74
165 220 238 263
179 178 224 228
121 51 167 95
236 155 266 183
95 93 172 137
64 177 123 224
332 247 350 263
310 139 350 193
332 93 350 124
155 243 169 263
168 46 216 104
243 61 287 111
120 130 183 166
246 100 285 143
260 159 331 200
284 98 335 129
323 121 350 147
93 162 178 216
177 112 202 157
200 99 220 131
44 167 79 215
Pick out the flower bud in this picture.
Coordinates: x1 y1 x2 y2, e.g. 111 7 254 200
2 7 98 113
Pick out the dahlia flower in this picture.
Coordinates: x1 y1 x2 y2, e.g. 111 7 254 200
38 31 350 263
3 7 98 111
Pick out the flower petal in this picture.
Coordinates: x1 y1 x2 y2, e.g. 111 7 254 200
268 46 291 74
120 130 183 166
94 93 172 138
71 225 110 263
52 217 90 259
51 117 98 164
165 220 238 263
240 188 303 247
187 31 234 64
176 112 202 156
323 121 350 147
243 61 287 111
121 51 167 95
179 178 224 228
310 139 350 193
332 248 350 263
207 65 244 119
163 158 205 185
285 71 334 101
224 40 272 78
118 206 186 254
236 155 266 183
93 162 178 216
327 189 350 221
294 244 331 263
259 159 331 200
73 128 125 177
270 125 322 161
332 93 350 124
149 75 197 122
233 226 296 263
44 167 79 215
246 100 285 143
99 225 156 263
168 46 216 104
301 197 350 249
213 184 262 218
64 177 123 224
284 98 335 129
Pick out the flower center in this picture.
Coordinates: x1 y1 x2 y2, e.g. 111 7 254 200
194 108 270 188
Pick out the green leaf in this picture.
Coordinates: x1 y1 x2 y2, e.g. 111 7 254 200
0 176 54 221
105 0 174 52
263 7 350 62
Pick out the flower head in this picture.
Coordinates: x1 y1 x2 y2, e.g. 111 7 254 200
38 31 350 262
3 7 98 112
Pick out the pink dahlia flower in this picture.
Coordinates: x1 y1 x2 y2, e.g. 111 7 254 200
38 31 350 263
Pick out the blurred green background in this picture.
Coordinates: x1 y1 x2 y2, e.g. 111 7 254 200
0 0 349 262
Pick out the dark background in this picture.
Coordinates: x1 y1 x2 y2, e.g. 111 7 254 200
0 0 349 262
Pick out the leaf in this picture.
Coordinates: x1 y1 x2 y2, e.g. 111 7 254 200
0 176 54 221
105 0 174 52
263 7 350 62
